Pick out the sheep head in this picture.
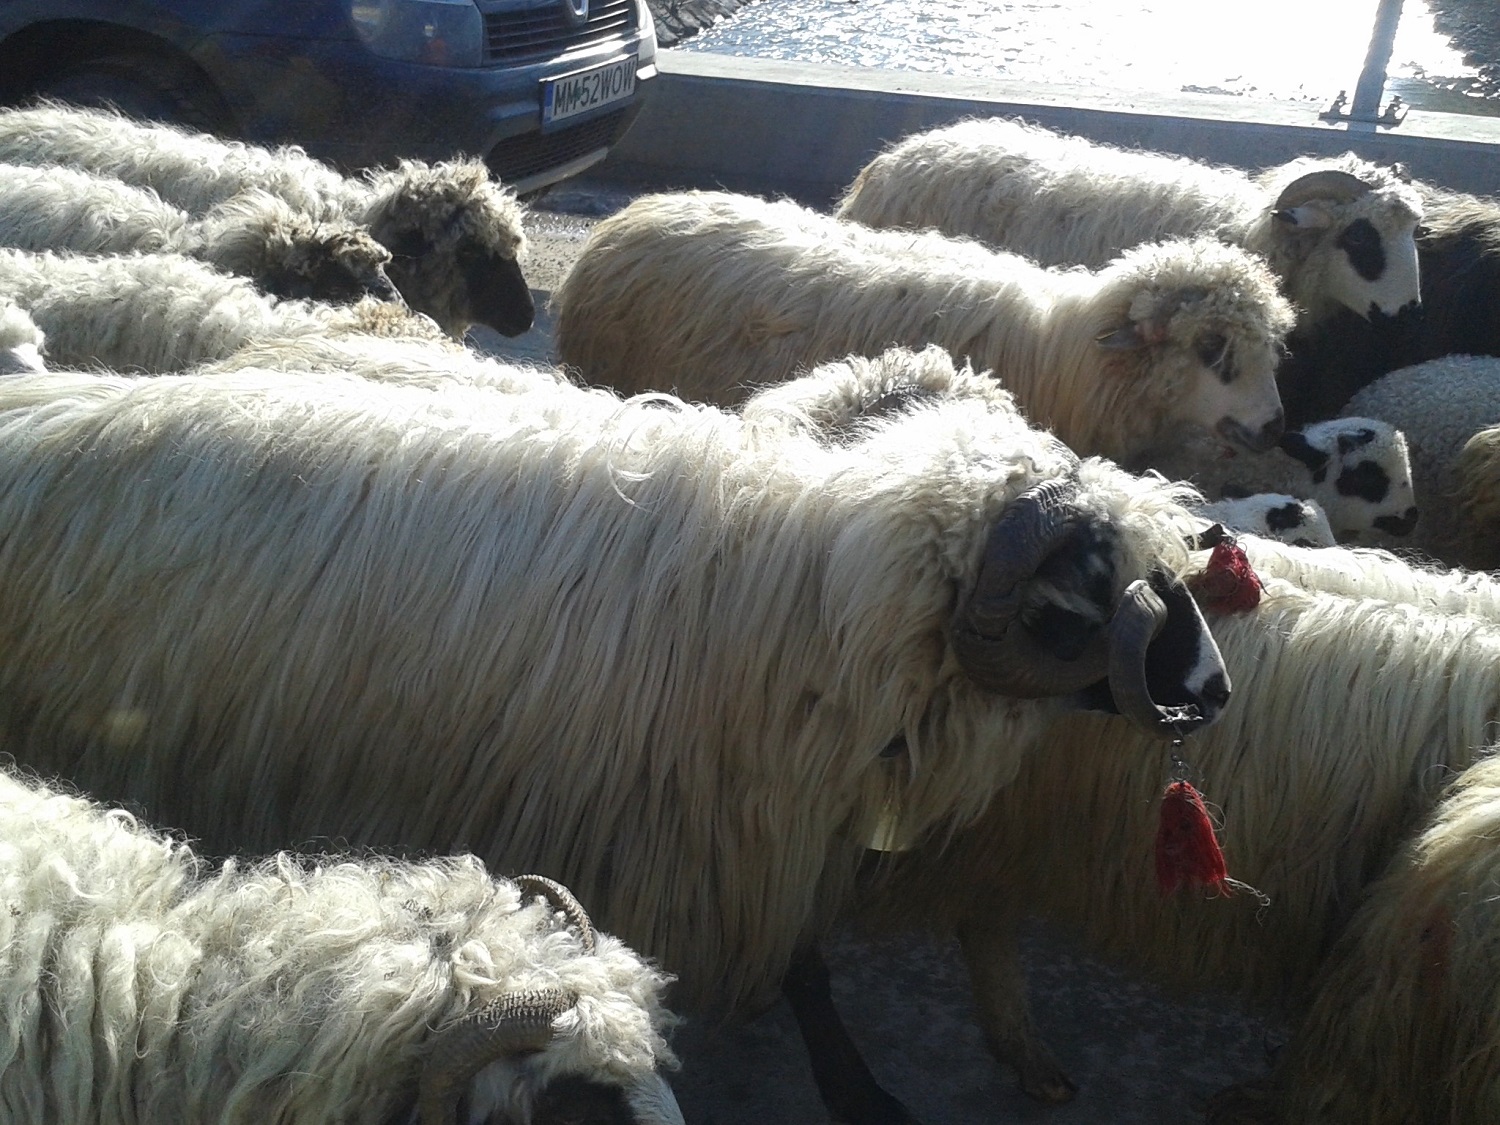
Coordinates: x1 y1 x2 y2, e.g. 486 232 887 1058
362 159 534 338
415 875 683 1125
951 476 1230 737
202 190 401 305
1261 158 1423 322
1095 238 1295 457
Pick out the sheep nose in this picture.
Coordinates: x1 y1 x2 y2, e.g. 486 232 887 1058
1256 410 1286 449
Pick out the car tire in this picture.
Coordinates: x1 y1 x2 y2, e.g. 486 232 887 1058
35 52 229 134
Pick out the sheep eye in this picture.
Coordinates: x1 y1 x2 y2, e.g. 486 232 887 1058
1196 333 1229 372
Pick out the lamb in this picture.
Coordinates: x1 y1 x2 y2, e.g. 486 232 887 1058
0 103 535 338
842 572 1500 1114
1195 492 1335 547
0 162 399 304
0 297 43 374
1232 750 1500 1124
1149 415 1419 545
552 189 1296 464
0 351 1229 1073
0 247 445 374
1278 182 1500 425
1341 353 1500 569
0 764 683 1125
835 117 1423 328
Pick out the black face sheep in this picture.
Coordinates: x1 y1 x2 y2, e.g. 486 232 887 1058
0 765 684 1125
835 116 1423 328
1149 415 1418 545
0 349 1229 1039
839 568 1500 1113
552 189 1296 464
0 247 444 374
0 297 43 374
0 162 399 304
0 103 534 338
1338 354 1500 569
1278 181 1500 426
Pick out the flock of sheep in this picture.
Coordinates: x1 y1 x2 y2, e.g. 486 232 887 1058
0 100 1498 1125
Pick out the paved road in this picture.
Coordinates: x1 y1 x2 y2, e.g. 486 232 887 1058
473 181 1278 1125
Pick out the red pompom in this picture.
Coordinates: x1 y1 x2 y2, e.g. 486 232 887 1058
1191 538 1262 614
1156 779 1229 896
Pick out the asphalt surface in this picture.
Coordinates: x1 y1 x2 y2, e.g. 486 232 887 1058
467 180 1277 1125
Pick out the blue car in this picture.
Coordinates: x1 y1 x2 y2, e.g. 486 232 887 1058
0 0 657 192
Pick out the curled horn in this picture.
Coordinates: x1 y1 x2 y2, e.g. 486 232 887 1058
950 476 1111 697
1273 169 1373 211
1106 575 1202 737
514 874 596 954
417 988 576 1125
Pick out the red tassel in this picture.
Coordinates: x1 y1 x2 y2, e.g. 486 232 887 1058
1190 537 1263 615
1156 779 1230 896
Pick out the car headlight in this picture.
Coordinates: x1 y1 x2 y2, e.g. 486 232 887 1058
349 0 485 68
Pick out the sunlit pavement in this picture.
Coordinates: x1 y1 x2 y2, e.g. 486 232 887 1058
472 179 1278 1125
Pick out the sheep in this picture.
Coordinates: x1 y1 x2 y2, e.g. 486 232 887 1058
552 189 1296 465
0 247 446 374
1238 533 1500 623
835 116 1423 329
0 297 43 375
0 102 535 338
1278 181 1500 426
839 572 1500 1112
1224 750 1500 1125
1149 415 1419 545
0 350 1231 1046
1195 492 1335 547
0 162 399 304
1339 354 1500 569
0 764 684 1125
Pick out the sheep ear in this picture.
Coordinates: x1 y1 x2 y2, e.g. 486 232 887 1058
1272 203 1335 230
1095 325 1147 351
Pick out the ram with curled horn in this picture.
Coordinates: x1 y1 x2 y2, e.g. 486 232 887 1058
837 116 1422 328
0 764 683 1125
0 345 1225 1125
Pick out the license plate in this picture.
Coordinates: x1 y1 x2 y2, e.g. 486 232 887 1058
543 55 637 126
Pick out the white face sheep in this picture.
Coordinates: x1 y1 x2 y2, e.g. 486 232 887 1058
0 766 683 1125
0 103 535 339
835 116 1423 327
1340 353 1500 569
0 247 443 374
552 190 1296 464
832 564 1500 1116
0 352 1229 1035
0 162 400 304
1149 415 1418 545
1278 180 1500 426
0 297 43 374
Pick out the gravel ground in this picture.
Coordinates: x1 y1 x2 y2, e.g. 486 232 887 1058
469 181 1280 1125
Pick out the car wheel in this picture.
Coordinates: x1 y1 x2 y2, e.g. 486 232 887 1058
36 52 229 134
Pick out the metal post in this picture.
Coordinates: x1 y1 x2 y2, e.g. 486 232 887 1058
1348 0 1405 131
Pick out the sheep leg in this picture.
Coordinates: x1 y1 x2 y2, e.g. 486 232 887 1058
955 915 1078 1103
781 944 924 1125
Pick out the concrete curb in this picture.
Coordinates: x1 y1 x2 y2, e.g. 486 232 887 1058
601 53 1500 205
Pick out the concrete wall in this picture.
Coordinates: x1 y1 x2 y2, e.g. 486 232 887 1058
601 53 1500 204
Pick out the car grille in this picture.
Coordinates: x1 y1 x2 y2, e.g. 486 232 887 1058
483 0 637 65
486 108 630 184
